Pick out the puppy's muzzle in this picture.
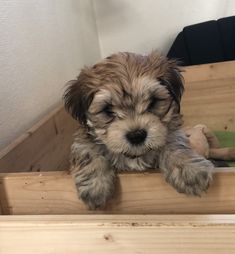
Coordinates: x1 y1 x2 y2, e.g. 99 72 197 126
126 129 147 145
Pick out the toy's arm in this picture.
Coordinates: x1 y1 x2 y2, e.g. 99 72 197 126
209 148 235 161
201 125 220 148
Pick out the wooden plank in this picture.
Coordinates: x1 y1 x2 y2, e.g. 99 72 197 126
0 106 78 173
183 60 235 83
182 77 235 131
1 214 235 254
0 169 235 215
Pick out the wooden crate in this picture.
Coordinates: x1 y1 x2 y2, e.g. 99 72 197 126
0 60 235 253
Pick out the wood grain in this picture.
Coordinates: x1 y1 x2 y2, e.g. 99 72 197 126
0 106 78 173
182 77 235 131
1 214 235 254
183 60 235 83
0 169 235 215
182 60 235 131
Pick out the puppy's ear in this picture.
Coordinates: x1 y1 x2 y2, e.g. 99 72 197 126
159 60 184 112
64 71 96 125
147 51 184 112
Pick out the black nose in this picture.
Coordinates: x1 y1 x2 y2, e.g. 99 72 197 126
126 129 147 145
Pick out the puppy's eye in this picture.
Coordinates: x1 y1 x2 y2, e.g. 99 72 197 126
147 97 166 111
102 104 114 117
147 97 157 111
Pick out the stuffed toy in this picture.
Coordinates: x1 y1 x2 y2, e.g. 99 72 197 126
185 124 235 161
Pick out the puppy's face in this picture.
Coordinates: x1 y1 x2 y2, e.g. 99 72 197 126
64 52 184 157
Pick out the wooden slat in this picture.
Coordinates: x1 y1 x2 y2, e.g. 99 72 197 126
0 169 235 215
182 77 235 131
183 60 235 83
182 60 235 131
1 214 235 254
0 106 78 173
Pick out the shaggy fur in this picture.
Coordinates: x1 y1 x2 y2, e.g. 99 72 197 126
64 51 214 209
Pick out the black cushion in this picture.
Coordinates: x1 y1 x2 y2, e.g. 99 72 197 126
167 16 235 66
218 16 235 60
167 32 190 66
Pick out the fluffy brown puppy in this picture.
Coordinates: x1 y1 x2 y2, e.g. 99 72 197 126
64 51 214 209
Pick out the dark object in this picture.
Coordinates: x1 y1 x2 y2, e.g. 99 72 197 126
210 159 229 167
126 129 147 145
167 16 235 66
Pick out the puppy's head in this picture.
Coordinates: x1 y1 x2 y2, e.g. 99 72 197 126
64 51 184 157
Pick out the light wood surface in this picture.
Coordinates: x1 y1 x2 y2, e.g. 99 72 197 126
0 169 235 215
183 60 235 83
182 77 235 131
182 60 235 131
0 106 78 173
1 214 235 254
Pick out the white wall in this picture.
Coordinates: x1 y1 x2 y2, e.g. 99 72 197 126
93 0 235 57
0 0 100 149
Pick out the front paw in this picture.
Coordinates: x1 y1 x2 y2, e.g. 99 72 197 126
75 171 115 210
166 159 214 196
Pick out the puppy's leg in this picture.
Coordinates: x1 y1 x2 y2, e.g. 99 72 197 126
70 141 115 210
159 130 214 195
